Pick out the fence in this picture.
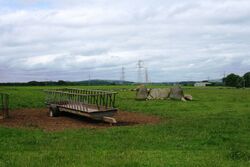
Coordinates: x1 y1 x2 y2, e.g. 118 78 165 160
0 93 9 118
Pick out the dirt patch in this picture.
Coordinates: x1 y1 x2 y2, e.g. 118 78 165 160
0 108 161 131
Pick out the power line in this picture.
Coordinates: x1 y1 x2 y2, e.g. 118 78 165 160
88 73 91 85
137 60 144 83
136 60 151 83
145 67 149 84
120 66 125 83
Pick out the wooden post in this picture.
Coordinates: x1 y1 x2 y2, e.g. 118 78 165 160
109 94 112 108
112 94 116 108
4 94 9 118
0 94 9 119
105 93 108 109
0 94 2 119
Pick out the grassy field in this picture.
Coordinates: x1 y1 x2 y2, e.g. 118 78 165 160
0 86 250 167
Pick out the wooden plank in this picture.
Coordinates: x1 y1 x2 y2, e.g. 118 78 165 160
59 104 98 113
103 117 117 124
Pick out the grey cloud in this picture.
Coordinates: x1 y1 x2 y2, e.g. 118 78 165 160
0 0 250 82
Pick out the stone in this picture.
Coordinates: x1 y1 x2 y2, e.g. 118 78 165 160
147 88 171 100
169 87 184 100
184 94 193 101
135 85 149 100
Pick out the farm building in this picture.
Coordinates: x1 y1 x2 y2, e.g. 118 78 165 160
194 82 211 87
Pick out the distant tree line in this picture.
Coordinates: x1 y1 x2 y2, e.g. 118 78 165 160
0 80 134 86
223 72 250 88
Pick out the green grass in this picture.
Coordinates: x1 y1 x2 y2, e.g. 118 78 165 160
0 86 250 166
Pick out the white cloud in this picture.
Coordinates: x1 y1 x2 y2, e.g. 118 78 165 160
0 0 250 82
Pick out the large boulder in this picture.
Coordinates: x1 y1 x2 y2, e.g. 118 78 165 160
184 94 193 101
135 85 149 100
169 87 184 100
147 88 171 100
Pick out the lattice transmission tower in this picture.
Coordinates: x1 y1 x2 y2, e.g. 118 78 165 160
137 60 144 83
120 66 125 84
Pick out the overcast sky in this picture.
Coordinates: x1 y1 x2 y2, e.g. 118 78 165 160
0 0 250 82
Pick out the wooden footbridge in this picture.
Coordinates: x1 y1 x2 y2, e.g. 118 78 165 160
45 88 118 123
0 93 9 119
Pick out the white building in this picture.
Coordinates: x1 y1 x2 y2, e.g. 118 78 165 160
194 82 211 87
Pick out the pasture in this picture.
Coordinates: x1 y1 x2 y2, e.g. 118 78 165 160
0 86 250 166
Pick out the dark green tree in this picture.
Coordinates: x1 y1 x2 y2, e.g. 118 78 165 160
58 80 66 85
224 73 243 88
243 72 250 87
236 77 244 88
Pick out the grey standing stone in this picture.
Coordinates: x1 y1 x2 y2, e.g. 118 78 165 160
184 94 193 101
136 85 149 100
147 88 171 100
169 87 184 100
